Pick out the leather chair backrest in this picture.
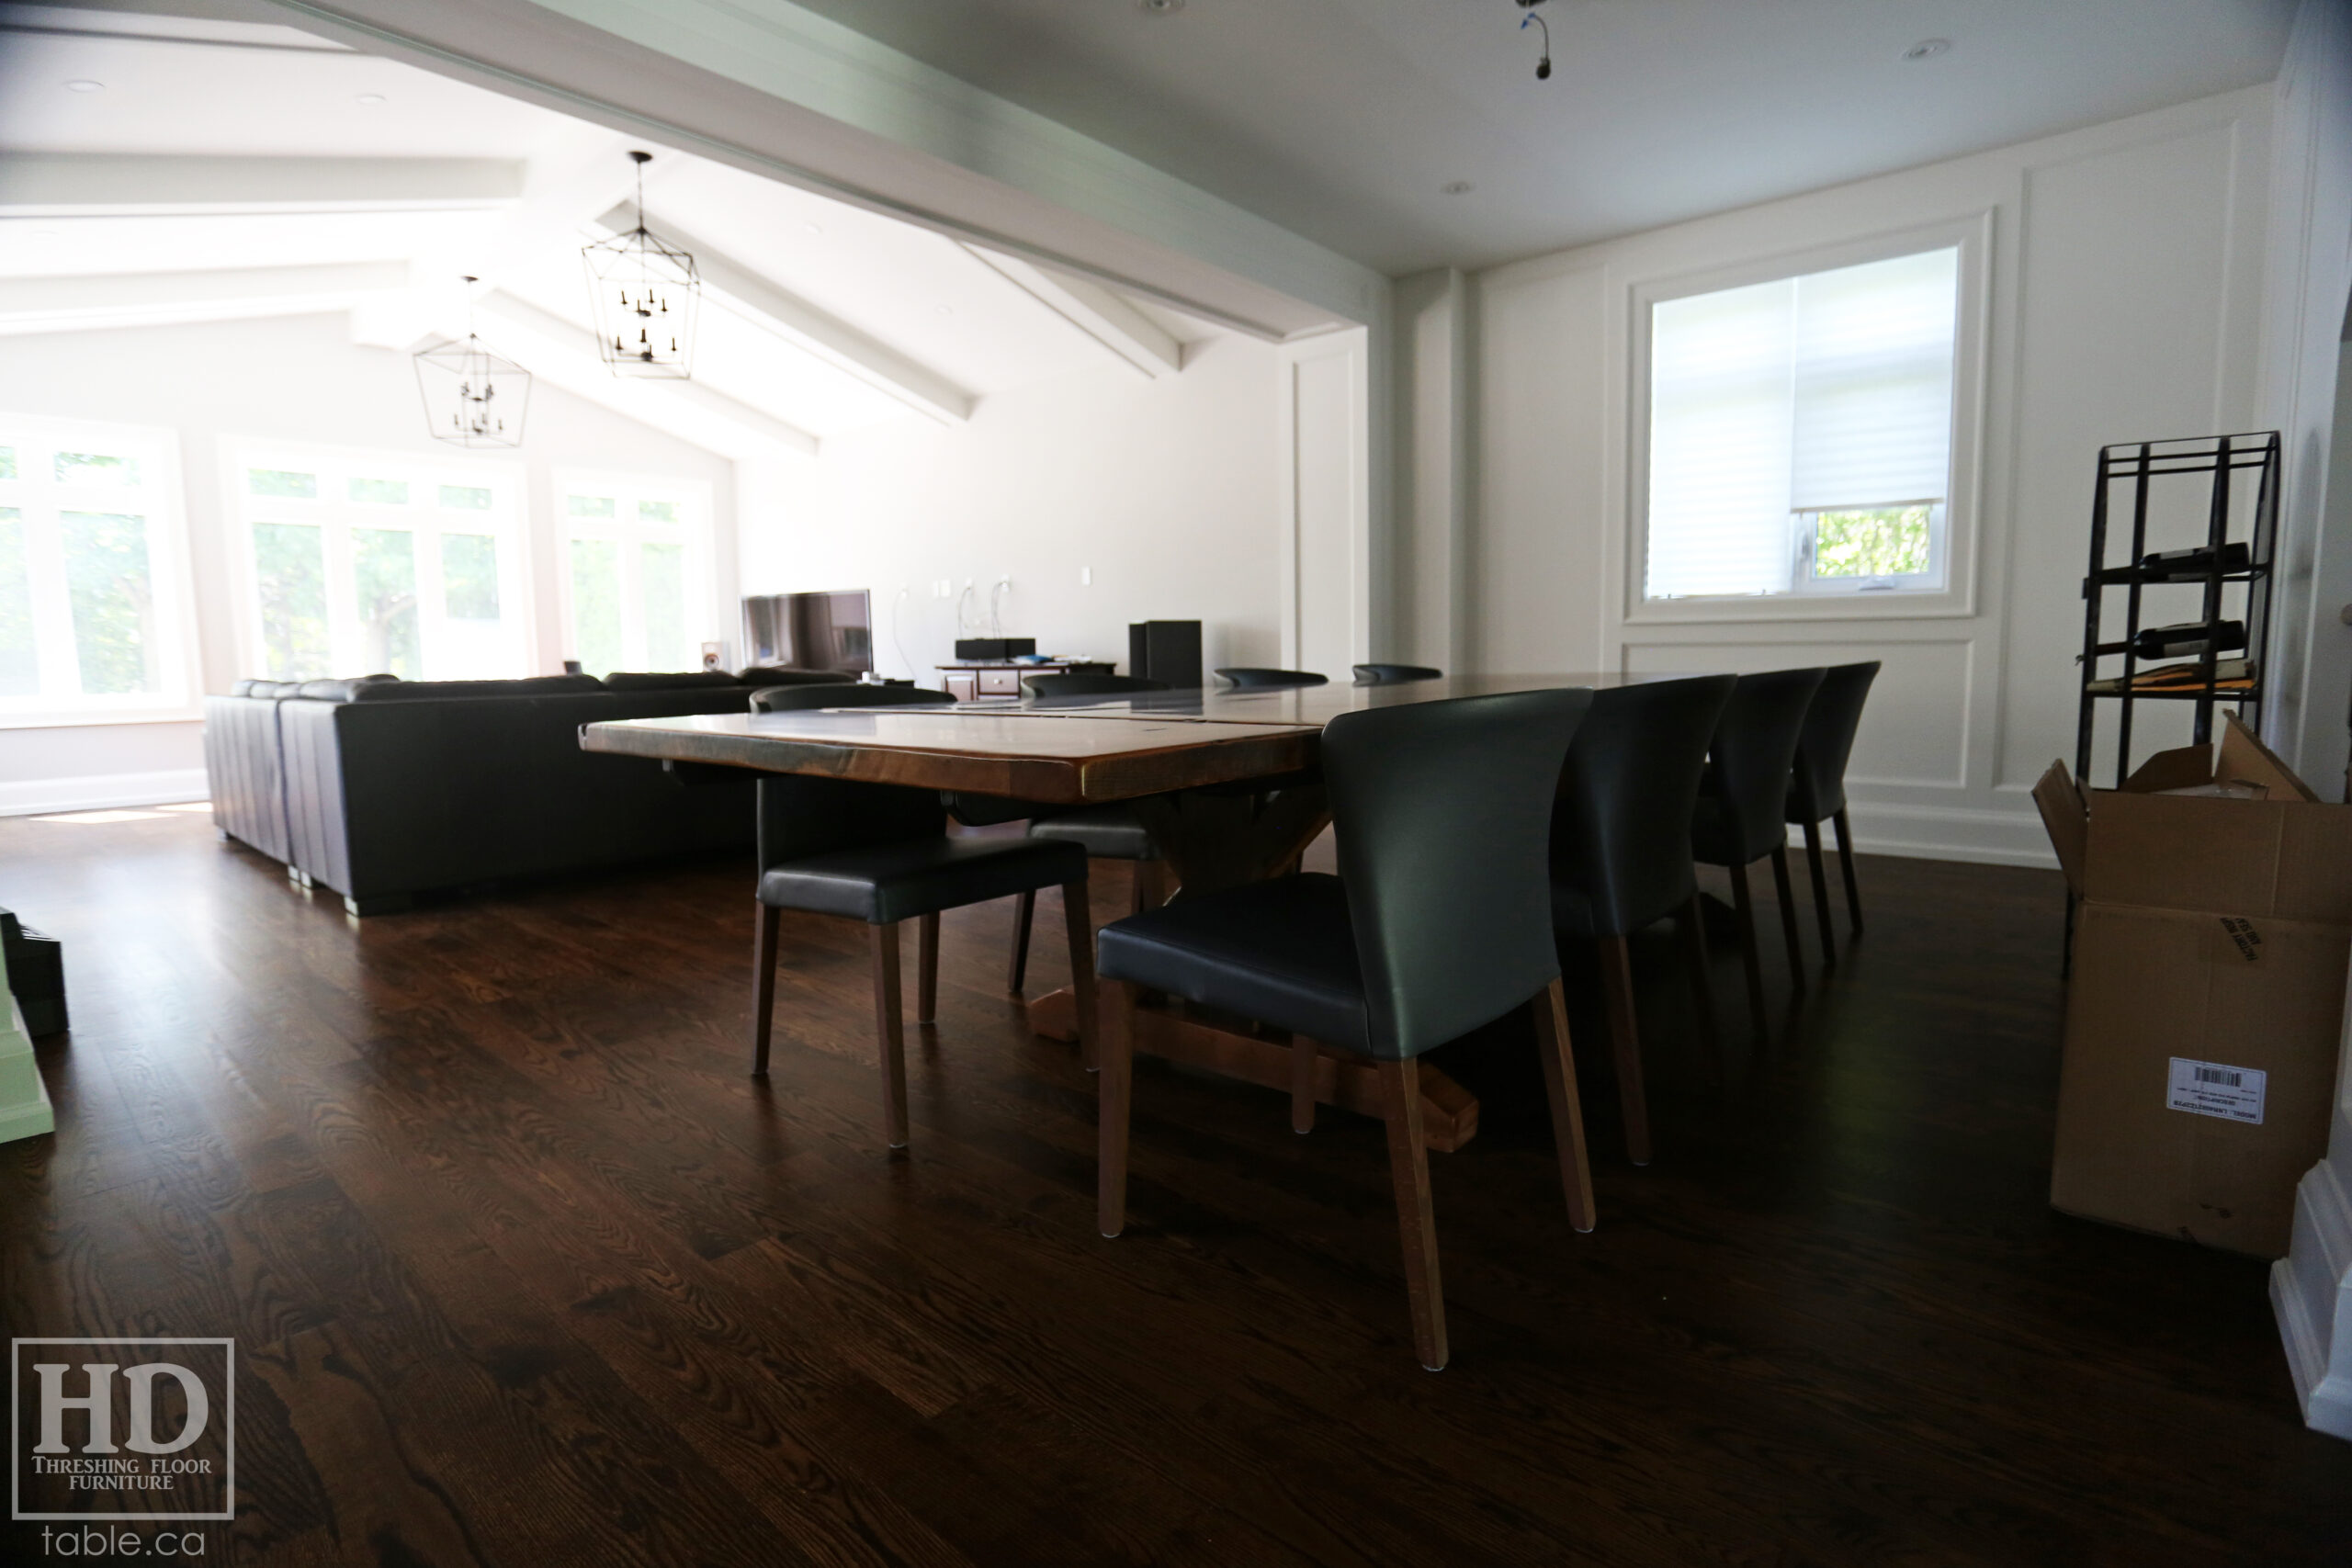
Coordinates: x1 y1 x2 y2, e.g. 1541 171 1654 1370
1787 661 1881 822
1023 673 1170 698
1700 668 1827 864
1321 687 1591 1060
753 684 955 867
750 683 944 713
1216 667 1328 690
1352 664 1443 685
1551 674 1736 935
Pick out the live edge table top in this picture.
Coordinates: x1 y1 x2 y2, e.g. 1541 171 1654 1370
578 672 1671 806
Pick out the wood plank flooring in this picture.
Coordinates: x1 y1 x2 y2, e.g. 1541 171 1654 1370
2 809 2346 1565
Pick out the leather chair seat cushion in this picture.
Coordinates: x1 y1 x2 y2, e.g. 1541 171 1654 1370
1690 790 1782 868
1029 802 1158 860
759 834 1086 924
1096 874 1369 1053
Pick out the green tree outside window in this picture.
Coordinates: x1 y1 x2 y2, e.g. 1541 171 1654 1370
253 522 329 680
0 507 37 695
352 528 420 677
1813 506 1933 580
61 512 157 694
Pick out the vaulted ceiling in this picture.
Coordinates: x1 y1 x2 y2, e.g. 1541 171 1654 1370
0 3 1225 460
778 0 2301 274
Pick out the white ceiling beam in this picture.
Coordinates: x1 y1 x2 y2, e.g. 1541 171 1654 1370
0 261 409 336
0 153 524 216
594 202 973 425
469 289 818 458
960 243 1182 378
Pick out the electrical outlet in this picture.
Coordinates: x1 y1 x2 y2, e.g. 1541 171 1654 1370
1080 566 1092 587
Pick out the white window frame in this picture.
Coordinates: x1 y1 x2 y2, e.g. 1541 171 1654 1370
553 469 718 675
222 439 534 684
0 413 198 729
1624 211 1992 625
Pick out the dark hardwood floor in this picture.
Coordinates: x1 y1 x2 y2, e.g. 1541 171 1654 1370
3 809 2346 1565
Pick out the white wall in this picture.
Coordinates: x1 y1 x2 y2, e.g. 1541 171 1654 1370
739 333 1283 680
0 311 737 814
2267 0 2352 1448
1454 85 2278 867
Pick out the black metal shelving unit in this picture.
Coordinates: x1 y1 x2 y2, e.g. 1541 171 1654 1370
2075 432 2280 788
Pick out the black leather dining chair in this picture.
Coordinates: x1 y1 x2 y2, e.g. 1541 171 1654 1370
1353 663 1443 685
747 683 1097 1147
1002 673 1173 995
1094 687 1598 1371
1690 668 1827 1042
1550 674 1736 1165
1786 661 1881 961
1215 667 1328 690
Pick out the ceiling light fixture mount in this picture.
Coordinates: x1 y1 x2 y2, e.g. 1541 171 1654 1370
413 276 532 449
1514 0 1553 81
63 79 104 93
355 93 386 106
1138 0 1184 14
1903 38 1951 61
581 150 700 379
1442 180 1476 197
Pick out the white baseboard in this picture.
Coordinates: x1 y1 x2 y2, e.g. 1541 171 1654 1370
1845 802 2061 869
2275 1158 2352 1441
0 768 209 818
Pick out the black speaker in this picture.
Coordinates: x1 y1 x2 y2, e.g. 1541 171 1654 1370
1127 621 1202 689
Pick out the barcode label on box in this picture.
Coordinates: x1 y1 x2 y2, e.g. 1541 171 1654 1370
2166 1057 2266 1124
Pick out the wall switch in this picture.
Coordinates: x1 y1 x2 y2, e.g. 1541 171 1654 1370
1080 566 1092 586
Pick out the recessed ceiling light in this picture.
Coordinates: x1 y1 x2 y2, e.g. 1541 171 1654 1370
28 228 61 240
804 221 824 236
356 93 387 106
934 305 956 317
1902 38 1951 62
1139 0 1184 14
63 79 104 93
1441 180 1476 197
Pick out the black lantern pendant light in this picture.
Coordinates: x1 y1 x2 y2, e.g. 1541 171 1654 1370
413 276 531 448
581 150 699 378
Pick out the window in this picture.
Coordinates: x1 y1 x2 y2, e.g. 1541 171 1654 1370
1642 245 1961 602
232 446 528 682
558 474 714 676
0 418 195 724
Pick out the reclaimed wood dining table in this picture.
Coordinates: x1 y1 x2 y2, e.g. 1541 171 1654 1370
579 673 1666 1152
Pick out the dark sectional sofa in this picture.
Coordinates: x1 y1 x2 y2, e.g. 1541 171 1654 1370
204 669 851 915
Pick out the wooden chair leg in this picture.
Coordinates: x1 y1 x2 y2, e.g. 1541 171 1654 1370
1803 819 1837 967
1597 935 1652 1167
1770 845 1806 996
1531 979 1596 1232
751 902 781 1076
917 911 940 1023
1006 889 1035 996
1729 862 1769 1044
1097 979 1136 1237
1291 1036 1317 1134
1379 1056 1449 1371
1679 892 1723 1089
1833 807 1864 933
869 921 909 1150
1131 858 1168 916
1062 879 1100 1073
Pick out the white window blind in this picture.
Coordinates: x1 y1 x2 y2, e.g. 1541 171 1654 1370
1645 246 1959 599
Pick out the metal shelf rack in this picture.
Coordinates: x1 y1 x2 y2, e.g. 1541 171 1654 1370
2075 432 2280 788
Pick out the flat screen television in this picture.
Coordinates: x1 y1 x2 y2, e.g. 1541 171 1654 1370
742 591 873 675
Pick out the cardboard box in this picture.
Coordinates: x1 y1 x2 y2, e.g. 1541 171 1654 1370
2032 715 2352 1257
